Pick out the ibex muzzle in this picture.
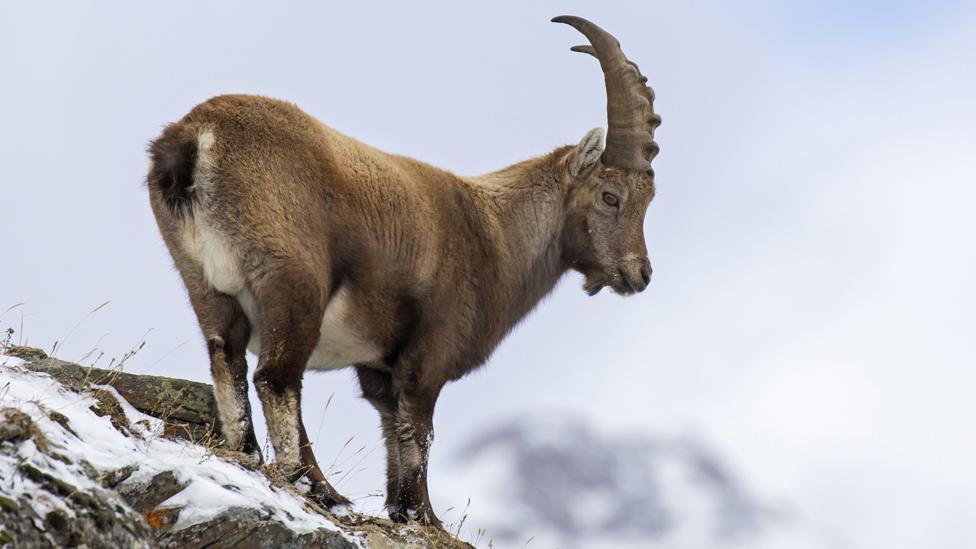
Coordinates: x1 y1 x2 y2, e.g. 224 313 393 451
147 15 660 527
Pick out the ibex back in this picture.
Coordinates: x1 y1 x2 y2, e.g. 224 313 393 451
147 16 660 526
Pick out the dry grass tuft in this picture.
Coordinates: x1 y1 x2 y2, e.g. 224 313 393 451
0 407 51 453
87 388 133 436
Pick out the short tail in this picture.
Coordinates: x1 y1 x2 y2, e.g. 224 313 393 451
147 124 199 216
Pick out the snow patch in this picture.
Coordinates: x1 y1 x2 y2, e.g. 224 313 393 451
1 354 25 367
0 362 363 545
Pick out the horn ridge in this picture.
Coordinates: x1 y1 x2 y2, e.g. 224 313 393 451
553 15 660 171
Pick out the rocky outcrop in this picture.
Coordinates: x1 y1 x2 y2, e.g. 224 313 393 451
4 345 218 443
0 405 156 548
0 346 468 549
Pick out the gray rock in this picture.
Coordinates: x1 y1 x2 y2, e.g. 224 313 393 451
158 507 358 549
0 453 153 549
119 470 186 514
0 347 471 548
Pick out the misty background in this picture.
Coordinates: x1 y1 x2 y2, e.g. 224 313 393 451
2 1 974 547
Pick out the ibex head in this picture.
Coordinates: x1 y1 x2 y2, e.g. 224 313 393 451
554 16 661 296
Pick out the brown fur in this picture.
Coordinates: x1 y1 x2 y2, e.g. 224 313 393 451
147 19 656 527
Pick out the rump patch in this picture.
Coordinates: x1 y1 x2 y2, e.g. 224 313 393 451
178 130 247 296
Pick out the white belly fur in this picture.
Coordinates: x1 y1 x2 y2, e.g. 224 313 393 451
181 215 380 372
305 286 383 371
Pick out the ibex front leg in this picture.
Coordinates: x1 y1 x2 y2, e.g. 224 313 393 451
356 367 402 513
391 384 442 527
251 270 349 509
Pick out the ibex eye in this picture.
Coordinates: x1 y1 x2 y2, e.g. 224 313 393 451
602 192 619 207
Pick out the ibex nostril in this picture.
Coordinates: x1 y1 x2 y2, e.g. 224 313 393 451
639 260 652 286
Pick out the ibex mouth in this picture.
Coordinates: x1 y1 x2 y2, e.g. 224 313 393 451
612 278 631 296
584 279 606 296
583 274 610 296
609 267 641 296
583 271 633 296
583 269 640 296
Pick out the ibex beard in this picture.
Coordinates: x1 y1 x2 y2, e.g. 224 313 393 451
146 15 660 527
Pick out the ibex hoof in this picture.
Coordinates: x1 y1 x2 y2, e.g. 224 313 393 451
308 480 351 510
240 440 264 465
387 506 408 523
247 448 265 465
388 504 442 529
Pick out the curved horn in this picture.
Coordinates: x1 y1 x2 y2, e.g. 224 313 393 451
552 15 661 172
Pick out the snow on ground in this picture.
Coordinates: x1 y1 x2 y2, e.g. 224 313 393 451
0 356 359 543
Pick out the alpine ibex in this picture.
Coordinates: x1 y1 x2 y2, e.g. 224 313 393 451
147 16 659 526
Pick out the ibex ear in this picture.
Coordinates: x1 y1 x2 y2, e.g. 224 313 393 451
569 127 606 177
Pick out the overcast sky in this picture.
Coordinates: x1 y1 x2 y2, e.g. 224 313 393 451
2 2 974 548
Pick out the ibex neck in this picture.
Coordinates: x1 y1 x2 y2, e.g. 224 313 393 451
470 146 574 310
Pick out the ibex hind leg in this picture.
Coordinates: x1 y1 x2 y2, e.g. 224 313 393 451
178 264 262 461
250 265 350 508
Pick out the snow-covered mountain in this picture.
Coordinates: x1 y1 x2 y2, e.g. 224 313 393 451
440 417 828 549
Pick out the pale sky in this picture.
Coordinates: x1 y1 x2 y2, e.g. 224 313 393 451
2 2 974 548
